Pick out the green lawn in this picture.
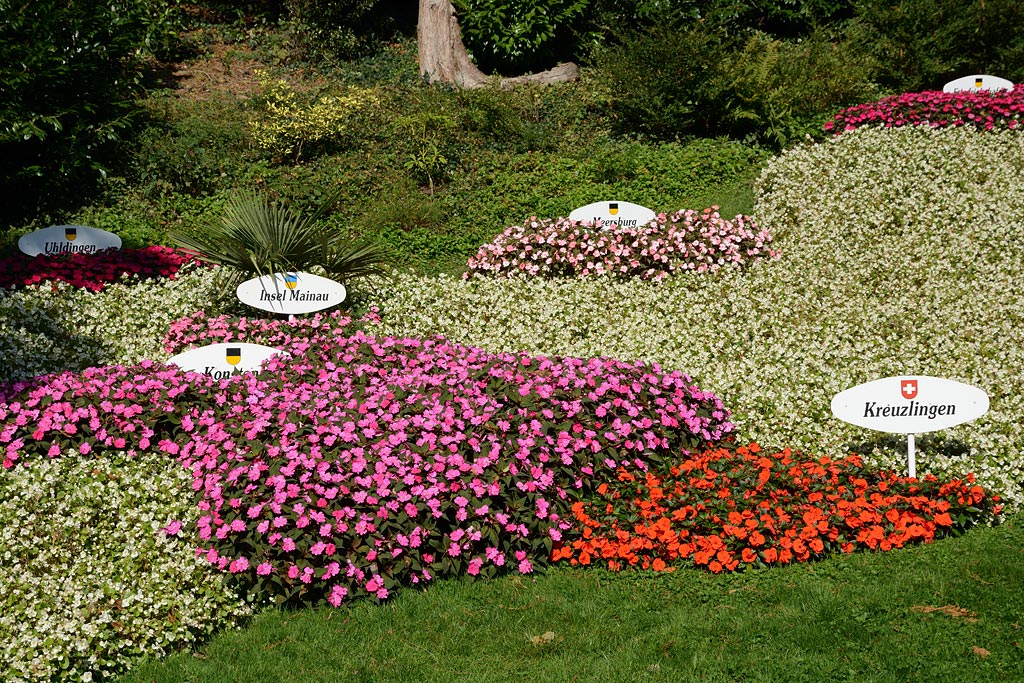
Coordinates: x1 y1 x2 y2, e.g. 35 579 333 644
118 515 1024 683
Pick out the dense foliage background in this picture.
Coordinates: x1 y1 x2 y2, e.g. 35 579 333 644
3 0 1024 241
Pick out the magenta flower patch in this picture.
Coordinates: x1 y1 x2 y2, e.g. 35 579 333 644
0 315 733 606
0 246 200 292
825 86 1024 134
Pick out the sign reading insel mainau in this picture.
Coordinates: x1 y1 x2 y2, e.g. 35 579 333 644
942 74 1014 93
166 342 289 380
236 271 347 315
18 225 122 257
831 375 989 434
568 201 656 230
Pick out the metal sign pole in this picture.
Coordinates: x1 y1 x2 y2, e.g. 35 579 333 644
907 433 916 479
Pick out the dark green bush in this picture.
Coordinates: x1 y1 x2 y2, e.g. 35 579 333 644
852 0 1024 91
591 20 880 148
0 0 180 226
285 0 415 61
452 0 589 74
590 22 731 141
130 95 254 198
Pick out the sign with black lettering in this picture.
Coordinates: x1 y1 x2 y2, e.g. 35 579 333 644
166 342 289 379
18 225 122 257
942 74 1013 93
236 271 347 315
568 201 656 231
830 376 989 434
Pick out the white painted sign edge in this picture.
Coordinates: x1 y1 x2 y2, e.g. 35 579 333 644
567 200 657 230
166 342 290 377
18 224 122 257
830 375 989 434
942 74 1014 93
236 271 347 315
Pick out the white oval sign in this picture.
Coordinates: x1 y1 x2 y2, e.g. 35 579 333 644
166 342 289 380
942 74 1013 93
568 201 656 231
236 271 347 315
831 376 989 434
18 225 122 257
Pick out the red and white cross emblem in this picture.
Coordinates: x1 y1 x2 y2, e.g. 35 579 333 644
901 379 918 400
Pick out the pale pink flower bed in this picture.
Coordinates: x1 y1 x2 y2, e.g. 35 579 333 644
465 207 779 281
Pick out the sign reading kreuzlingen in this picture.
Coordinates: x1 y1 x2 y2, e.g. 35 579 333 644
236 271 347 315
167 342 289 379
831 375 989 477
18 225 122 257
568 201 656 231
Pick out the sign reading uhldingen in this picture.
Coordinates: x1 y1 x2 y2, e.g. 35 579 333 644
831 375 989 478
568 201 656 231
166 342 289 380
942 74 1014 93
236 271 347 315
18 225 122 257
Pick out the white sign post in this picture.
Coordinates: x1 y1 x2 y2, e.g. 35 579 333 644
236 271 347 316
568 201 656 231
830 376 989 478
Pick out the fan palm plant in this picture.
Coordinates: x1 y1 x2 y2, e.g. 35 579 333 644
171 189 391 288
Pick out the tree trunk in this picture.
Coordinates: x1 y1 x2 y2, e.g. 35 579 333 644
417 0 579 89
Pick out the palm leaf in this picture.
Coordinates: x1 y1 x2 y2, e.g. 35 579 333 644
170 188 390 291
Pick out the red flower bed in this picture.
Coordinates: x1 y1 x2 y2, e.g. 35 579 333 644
553 443 1001 573
0 246 199 292
825 86 1024 134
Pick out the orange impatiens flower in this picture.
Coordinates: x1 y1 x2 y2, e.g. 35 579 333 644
553 442 999 575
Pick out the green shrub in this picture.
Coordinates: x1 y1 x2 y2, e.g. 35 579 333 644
442 140 767 240
0 0 180 223
284 0 414 61
590 22 731 141
852 0 1024 92
452 0 589 74
592 20 881 148
249 72 381 160
131 95 254 198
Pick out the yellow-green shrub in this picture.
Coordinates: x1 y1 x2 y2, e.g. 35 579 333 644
250 72 378 158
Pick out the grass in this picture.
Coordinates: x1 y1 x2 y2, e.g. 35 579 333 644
118 515 1024 682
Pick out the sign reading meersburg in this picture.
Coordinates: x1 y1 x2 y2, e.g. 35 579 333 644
830 376 989 434
568 201 656 231
18 225 122 257
942 74 1013 93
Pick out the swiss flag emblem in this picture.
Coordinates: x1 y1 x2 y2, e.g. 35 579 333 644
901 379 918 400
